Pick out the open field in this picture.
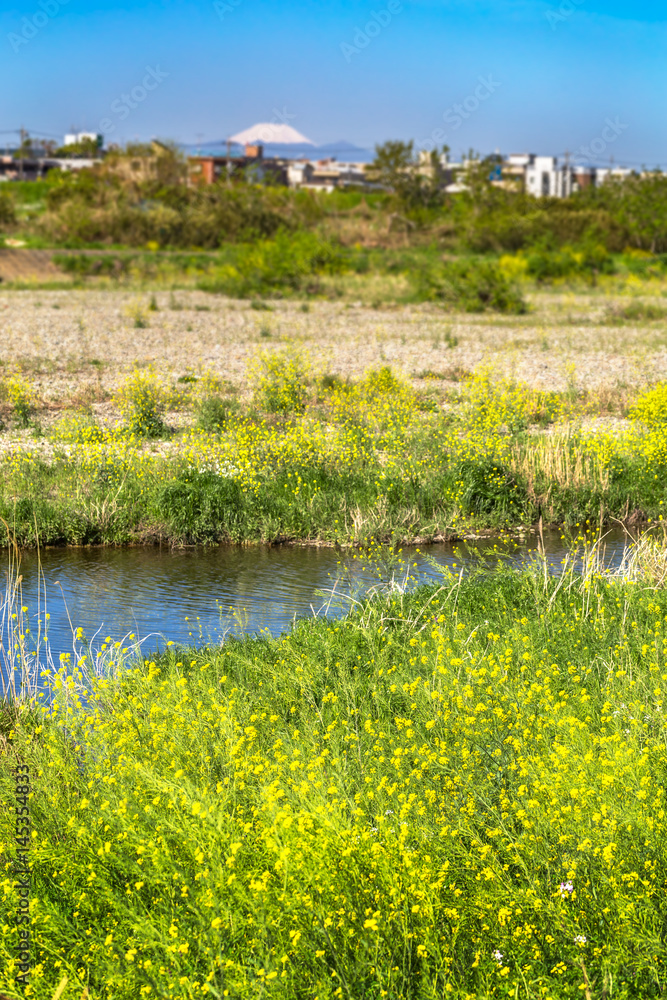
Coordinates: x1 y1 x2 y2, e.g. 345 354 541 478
2 286 667 400
2 548 667 998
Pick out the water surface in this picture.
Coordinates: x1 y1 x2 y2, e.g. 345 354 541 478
4 528 634 668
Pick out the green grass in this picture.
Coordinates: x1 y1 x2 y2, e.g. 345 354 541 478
1 365 667 548
2 558 667 998
0 438 662 549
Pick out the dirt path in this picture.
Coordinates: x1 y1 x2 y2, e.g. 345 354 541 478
0 248 62 283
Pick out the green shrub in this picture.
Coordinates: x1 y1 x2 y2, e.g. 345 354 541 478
157 469 244 542
526 244 615 283
115 370 166 437
198 231 348 298
413 259 527 314
454 457 528 519
52 253 133 278
526 247 579 281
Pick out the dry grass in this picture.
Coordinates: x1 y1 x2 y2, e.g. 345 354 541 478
509 430 612 492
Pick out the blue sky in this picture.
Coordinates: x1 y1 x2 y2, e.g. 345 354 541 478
1 0 665 165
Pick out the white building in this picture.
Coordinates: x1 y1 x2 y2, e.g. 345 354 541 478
63 132 103 148
525 156 573 198
594 166 634 184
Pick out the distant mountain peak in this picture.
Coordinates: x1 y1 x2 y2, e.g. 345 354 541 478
229 123 315 145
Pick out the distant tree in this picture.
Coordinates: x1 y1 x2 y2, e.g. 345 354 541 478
368 140 447 213
368 140 415 190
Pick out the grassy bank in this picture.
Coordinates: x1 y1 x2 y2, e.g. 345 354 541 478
2 547 667 997
0 364 666 547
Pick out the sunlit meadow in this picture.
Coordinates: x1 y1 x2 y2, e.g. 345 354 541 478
2 545 667 998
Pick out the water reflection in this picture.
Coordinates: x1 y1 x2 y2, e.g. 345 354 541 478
6 528 635 663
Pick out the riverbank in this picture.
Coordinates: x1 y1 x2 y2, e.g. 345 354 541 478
0 359 665 549
2 554 667 998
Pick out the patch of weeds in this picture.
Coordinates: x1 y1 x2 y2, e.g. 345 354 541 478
320 373 344 391
51 303 60 309
415 366 471 382
5 375 36 428
630 382 667 427
115 369 167 438
148 294 159 312
178 374 198 385
455 458 528 520
199 232 347 299
444 328 458 349
157 470 244 544
195 396 239 433
251 350 310 414
526 244 614 284
126 301 149 329
605 301 667 324
194 305 211 312
251 301 273 311
300 303 310 313
169 293 184 311
259 326 272 339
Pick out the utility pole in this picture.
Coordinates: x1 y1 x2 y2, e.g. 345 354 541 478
19 126 26 180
